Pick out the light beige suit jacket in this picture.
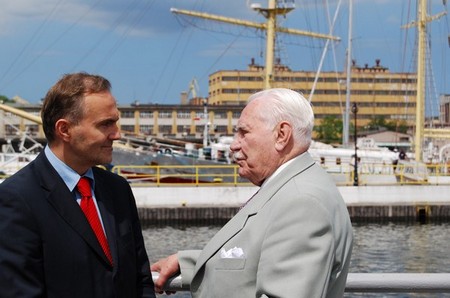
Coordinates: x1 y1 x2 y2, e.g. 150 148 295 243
178 152 353 297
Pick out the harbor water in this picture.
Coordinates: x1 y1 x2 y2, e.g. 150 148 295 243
142 222 450 298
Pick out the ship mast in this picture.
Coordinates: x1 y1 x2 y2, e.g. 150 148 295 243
403 0 447 161
343 0 353 147
415 0 427 161
171 0 339 90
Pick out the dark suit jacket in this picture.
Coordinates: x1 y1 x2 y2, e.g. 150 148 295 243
0 152 155 297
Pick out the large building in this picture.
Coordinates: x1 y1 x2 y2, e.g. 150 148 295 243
117 103 241 140
208 58 417 128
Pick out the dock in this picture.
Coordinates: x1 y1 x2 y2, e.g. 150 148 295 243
132 184 450 225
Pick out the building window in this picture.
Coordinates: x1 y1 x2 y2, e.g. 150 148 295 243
214 125 227 133
25 125 39 136
232 111 241 119
121 111 134 118
195 126 205 133
159 125 172 134
195 112 206 119
177 111 191 119
158 111 172 118
140 111 153 118
139 125 153 134
214 112 227 119
4 125 19 136
222 76 239 81
121 125 134 134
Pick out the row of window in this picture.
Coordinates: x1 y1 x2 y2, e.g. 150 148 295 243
120 111 242 119
314 113 415 120
121 125 230 135
312 102 416 108
216 88 416 96
212 75 416 84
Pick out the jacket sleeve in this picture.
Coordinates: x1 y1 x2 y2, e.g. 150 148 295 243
178 250 202 287
0 188 45 297
124 183 156 298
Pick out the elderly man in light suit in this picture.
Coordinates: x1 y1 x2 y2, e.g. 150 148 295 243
152 88 353 297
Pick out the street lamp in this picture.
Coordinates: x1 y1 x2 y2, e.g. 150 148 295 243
351 102 359 186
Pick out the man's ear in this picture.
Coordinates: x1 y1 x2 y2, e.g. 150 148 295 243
55 119 71 142
274 121 292 151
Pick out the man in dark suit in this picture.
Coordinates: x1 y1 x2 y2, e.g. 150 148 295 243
0 72 155 297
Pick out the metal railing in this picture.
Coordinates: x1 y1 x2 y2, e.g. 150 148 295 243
111 164 253 187
151 272 450 293
2 162 450 186
110 163 450 187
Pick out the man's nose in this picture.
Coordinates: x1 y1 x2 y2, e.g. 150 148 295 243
111 127 121 140
230 138 240 151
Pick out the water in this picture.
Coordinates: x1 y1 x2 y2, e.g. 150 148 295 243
142 222 450 297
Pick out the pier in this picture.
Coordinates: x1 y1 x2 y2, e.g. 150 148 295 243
133 184 450 224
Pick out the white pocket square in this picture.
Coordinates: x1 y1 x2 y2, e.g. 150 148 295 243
220 246 245 258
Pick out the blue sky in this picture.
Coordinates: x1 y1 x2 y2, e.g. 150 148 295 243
0 0 448 110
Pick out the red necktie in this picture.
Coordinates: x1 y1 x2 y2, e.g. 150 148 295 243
77 177 113 265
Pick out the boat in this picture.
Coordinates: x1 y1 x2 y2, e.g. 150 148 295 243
109 134 242 183
0 134 42 178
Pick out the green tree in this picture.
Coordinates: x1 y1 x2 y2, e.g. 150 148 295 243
385 119 409 134
0 95 11 103
314 116 343 144
365 116 387 130
365 116 409 134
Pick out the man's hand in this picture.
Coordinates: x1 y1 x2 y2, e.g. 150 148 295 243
150 254 180 294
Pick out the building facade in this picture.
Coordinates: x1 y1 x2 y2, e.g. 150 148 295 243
118 103 241 139
208 58 417 127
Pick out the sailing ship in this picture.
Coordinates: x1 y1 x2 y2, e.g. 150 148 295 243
86 0 450 184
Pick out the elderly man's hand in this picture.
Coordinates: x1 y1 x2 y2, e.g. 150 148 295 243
150 254 180 295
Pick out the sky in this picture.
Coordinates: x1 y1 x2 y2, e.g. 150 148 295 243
0 0 448 110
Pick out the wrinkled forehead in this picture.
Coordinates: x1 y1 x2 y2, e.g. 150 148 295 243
238 100 268 128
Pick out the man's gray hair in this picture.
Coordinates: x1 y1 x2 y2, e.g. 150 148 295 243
248 88 314 150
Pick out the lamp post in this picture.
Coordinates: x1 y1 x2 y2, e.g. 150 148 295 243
351 102 359 186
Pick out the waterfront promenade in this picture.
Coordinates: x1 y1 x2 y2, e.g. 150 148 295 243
132 184 450 223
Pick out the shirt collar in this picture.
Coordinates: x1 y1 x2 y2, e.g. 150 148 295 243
44 146 95 192
260 153 303 189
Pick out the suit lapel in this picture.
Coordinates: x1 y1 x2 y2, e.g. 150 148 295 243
35 154 112 266
193 152 316 274
194 204 253 270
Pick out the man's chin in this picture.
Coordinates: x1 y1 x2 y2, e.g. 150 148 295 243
238 168 248 178
98 155 113 166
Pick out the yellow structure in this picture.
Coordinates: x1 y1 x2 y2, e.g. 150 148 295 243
171 0 338 91
208 58 417 128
